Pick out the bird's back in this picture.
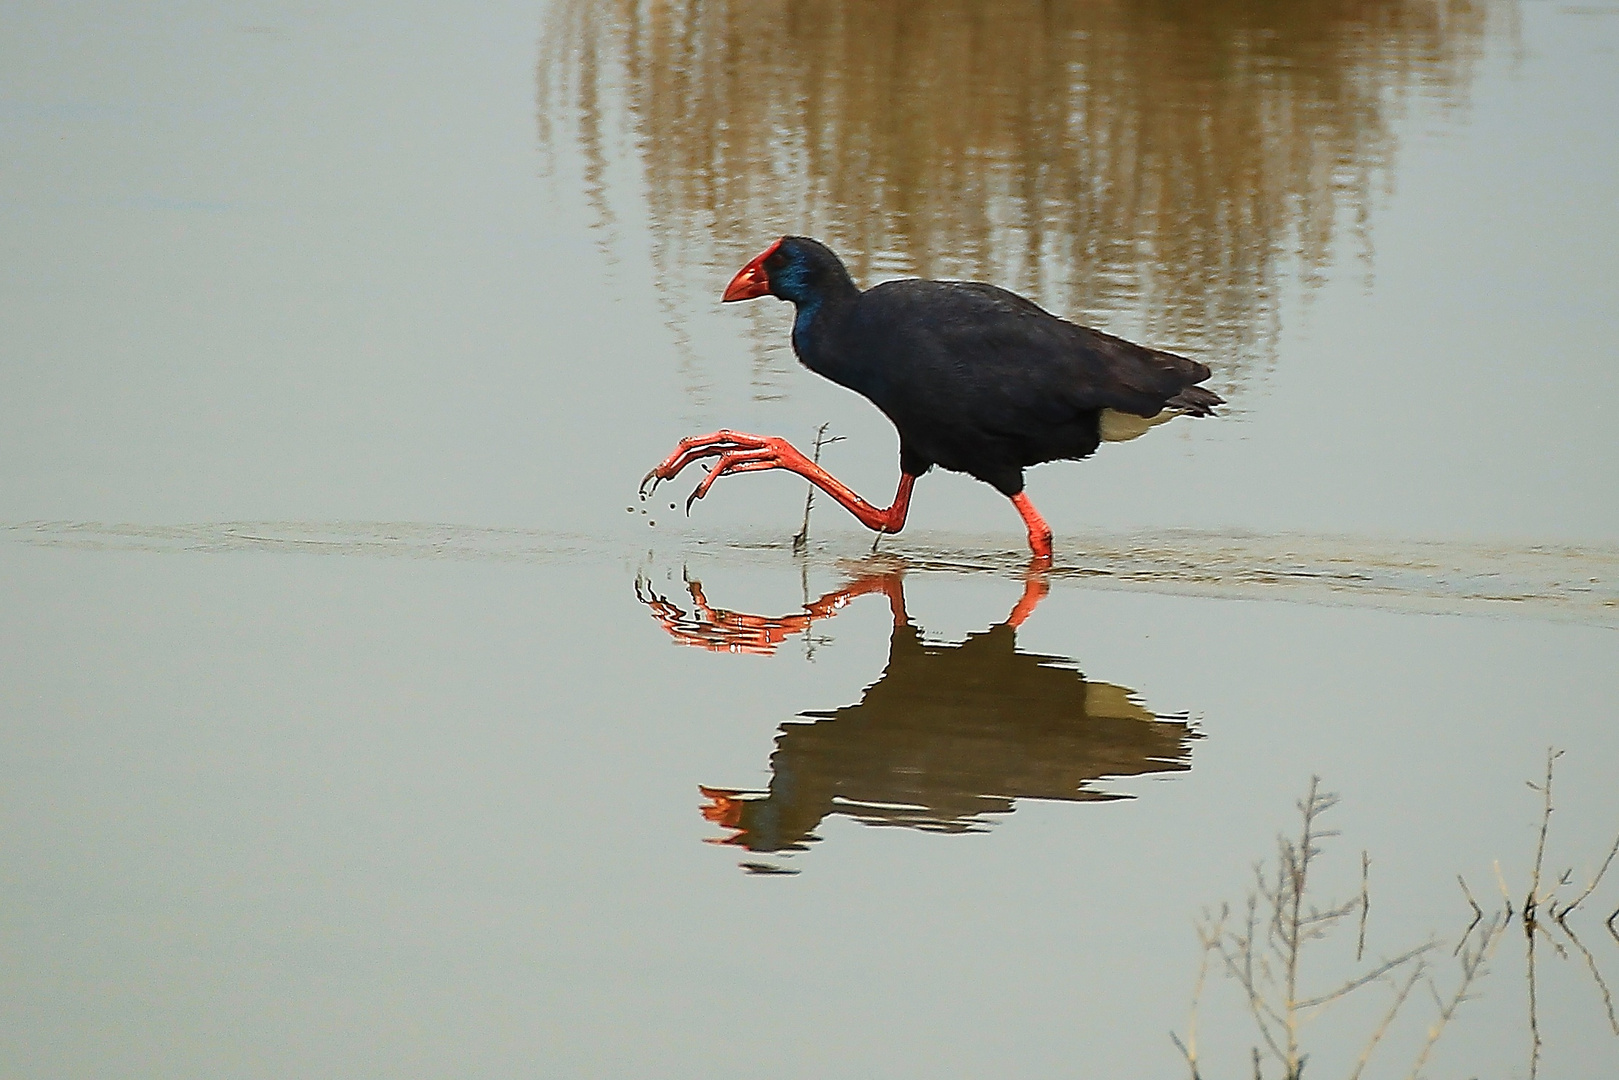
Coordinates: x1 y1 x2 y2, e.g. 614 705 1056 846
800 278 1220 490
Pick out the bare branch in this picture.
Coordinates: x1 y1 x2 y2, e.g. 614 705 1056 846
1454 875 1484 956
1493 859 1516 922
1526 748 1564 924
1194 777 1512 1080
1347 958 1424 1080
1457 875 1483 920
792 423 839 550
1558 825 1619 921
1561 920 1619 1036
1406 912 1507 1080
1526 916 1542 1080
1294 941 1436 1009
1358 850 1370 962
1169 1032 1202 1080
1174 912 1222 1080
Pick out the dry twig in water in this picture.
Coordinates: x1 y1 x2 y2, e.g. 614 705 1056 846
1175 778 1442 1080
792 423 842 551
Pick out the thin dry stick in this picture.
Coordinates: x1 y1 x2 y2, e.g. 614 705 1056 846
1455 875 1484 955
1526 915 1542 1080
1168 1034 1202 1080
1202 781 1452 1079
798 557 817 661
1223 890 1289 1063
1558 827 1619 922
1405 913 1507 1080
1208 884 1286 1065
1537 917 1570 962
1493 859 1516 921
1526 748 1564 923
1561 920 1619 1035
1172 916 1219 1080
792 423 840 550
1293 941 1434 1011
1346 958 1424 1080
1280 778 1333 1076
1358 850 1371 962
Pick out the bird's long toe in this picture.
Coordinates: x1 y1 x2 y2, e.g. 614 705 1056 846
684 447 783 511
653 433 754 484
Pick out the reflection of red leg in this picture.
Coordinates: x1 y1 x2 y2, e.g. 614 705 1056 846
699 786 745 828
643 430 917 535
876 572 909 628
635 566 909 655
1005 557 1051 629
698 786 752 846
1011 492 1054 565
803 569 908 624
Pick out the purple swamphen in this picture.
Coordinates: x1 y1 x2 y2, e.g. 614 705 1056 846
643 236 1222 563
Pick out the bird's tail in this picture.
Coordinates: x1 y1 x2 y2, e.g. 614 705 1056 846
1165 384 1224 417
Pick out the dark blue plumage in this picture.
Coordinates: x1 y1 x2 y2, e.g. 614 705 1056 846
645 235 1222 561
761 236 1222 498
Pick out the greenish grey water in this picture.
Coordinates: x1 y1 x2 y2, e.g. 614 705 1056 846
4 2 1619 1078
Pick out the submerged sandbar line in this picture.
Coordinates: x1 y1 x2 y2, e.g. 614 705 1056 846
5 520 1614 627
890 529 1619 628
0 519 602 564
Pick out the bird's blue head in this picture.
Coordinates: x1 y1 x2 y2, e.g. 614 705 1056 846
722 236 856 311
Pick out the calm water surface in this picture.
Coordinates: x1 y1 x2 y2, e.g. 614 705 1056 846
4 2 1619 1077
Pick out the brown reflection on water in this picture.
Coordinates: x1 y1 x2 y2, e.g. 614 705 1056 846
636 561 1196 862
540 1 1499 388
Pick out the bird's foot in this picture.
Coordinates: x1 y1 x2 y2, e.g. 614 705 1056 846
640 430 809 512
1010 492 1054 565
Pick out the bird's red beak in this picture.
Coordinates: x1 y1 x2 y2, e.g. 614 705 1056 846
722 239 781 302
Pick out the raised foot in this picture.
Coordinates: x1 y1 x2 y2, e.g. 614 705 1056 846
641 431 914 535
639 430 812 512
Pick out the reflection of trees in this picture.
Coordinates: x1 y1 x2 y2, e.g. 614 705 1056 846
636 563 1196 859
540 0 1499 389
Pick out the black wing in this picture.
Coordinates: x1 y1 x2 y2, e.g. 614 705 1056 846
850 280 1215 424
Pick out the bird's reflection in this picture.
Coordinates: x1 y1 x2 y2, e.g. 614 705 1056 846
636 561 1196 859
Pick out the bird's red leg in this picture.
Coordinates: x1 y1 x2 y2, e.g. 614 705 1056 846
642 430 917 536
1010 492 1054 566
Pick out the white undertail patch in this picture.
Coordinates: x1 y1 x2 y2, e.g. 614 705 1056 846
1099 407 1181 442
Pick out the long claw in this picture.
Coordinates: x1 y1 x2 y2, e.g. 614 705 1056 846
643 431 758 500
685 484 702 514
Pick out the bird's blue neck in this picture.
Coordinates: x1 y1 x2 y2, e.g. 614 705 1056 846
788 290 871 396
790 294 825 344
